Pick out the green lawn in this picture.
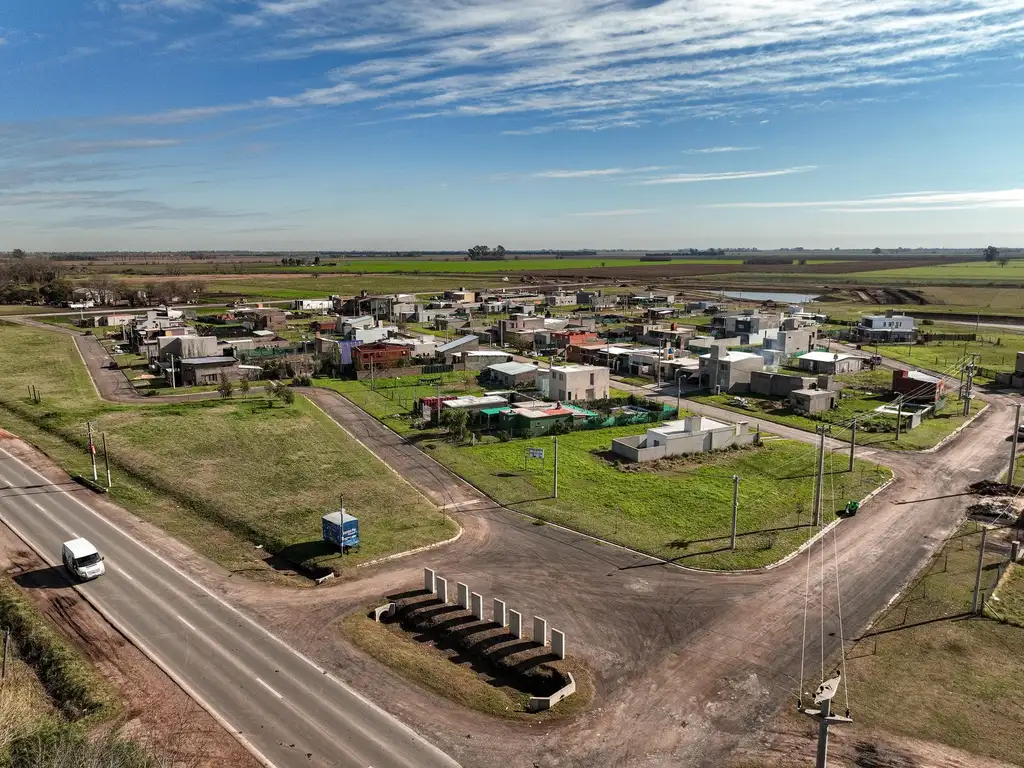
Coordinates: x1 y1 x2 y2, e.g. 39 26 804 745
691 379 983 452
875 332 1024 378
846 522 1024 764
421 426 890 569
268 257 743 274
0 322 457 581
850 259 1024 283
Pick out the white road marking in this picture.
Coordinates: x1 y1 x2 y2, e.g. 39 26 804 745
175 613 197 632
120 570 134 582
256 677 284 699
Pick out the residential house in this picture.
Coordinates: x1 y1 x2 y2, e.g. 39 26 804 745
310 318 336 333
441 394 509 415
178 356 241 386
611 417 755 462
485 361 539 389
788 389 837 415
764 327 818 355
576 290 617 308
437 334 480 362
339 292 396 321
698 347 765 393
856 311 917 343
795 350 865 375
551 330 599 349
458 350 513 370
98 313 135 327
496 402 594 436
291 298 333 312
546 292 576 307
892 369 947 403
241 308 287 331
711 311 782 342
444 288 476 303
750 371 817 397
157 335 218 363
536 364 609 402
352 343 411 371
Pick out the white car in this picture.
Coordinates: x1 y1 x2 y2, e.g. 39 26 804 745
61 538 105 581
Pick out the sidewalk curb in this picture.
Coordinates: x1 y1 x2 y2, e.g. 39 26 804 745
356 526 464 569
918 403 990 454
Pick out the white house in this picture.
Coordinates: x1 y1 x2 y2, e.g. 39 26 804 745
611 417 756 462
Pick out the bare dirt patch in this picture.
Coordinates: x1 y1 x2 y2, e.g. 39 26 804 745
0 525 258 768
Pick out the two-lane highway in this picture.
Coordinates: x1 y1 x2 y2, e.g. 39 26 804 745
0 445 460 768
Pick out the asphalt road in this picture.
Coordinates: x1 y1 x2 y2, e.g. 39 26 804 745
0 445 459 768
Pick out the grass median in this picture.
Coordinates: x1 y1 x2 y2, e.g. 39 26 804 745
0 322 457 581
420 425 890 570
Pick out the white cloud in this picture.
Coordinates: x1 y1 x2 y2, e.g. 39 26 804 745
112 0 1024 130
531 168 627 179
566 208 658 217
638 166 817 185
707 188 1024 211
71 138 184 151
682 146 758 154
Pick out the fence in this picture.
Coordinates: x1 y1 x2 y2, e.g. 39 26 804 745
236 342 312 362
355 363 460 381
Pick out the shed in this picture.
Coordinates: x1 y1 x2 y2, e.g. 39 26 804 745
485 361 538 389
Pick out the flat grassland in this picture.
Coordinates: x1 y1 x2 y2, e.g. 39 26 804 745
845 522 1023 764
421 426 890 569
850 259 1024 283
876 331 1024 376
0 322 456 580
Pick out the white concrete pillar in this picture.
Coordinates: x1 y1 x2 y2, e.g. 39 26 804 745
533 615 548 646
471 592 483 620
509 610 523 639
457 582 470 609
436 577 448 604
423 567 436 593
493 598 507 627
551 629 565 659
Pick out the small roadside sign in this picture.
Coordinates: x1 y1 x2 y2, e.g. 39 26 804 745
528 448 545 459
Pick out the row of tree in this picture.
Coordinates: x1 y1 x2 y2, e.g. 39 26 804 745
467 245 507 261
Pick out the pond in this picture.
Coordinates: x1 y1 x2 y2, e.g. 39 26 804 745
722 291 821 303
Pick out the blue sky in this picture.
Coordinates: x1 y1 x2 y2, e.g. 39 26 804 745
2 0 1023 251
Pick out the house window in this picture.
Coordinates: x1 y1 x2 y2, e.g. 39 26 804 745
590 373 595 385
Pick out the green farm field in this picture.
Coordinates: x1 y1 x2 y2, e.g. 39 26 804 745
422 426 890 570
0 322 456 580
850 259 1024 283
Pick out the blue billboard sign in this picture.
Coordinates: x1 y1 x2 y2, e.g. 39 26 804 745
321 510 360 549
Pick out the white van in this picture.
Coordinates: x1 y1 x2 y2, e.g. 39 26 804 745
61 538 105 581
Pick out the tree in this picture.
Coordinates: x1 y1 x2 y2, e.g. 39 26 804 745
439 407 469 442
984 245 1000 262
11 248 25 259
313 256 321 266
239 376 251 395
872 247 882 255
39 278 74 305
277 385 295 405
999 257 1010 267
217 371 234 398
264 380 277 406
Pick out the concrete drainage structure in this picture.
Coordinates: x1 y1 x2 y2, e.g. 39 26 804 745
413 567 575 711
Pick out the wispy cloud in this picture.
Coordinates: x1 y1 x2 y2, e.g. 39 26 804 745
637 166 817 185
99 0 1024 132
70 138 184 151
566 208 658 217
707 188 1024 211
683 146 758 154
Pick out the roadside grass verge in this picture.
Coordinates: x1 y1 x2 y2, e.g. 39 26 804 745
420 426 889 570
340 610 592 720
845 522 1023 764
0 573 115 722
0 322 457 581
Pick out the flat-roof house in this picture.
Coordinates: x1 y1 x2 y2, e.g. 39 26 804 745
788 388 837 415
352 343 411 370
179 356 240 386
856 311 917 343
611 417 755 462
485 361 538 389
442 394 510 413
496 402 594 436
536 364 609 402
795 350 864 375
892 369 946 403
698 348 764 393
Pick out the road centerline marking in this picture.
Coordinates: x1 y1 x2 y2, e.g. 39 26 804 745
256 677 284 700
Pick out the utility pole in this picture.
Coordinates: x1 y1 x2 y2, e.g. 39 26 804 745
87 422 98 482
895 400 903 441
730 475 739 550
170 355 176 390
435 380 441 426
971 526 988 614
102 433 111 489
553 437 559 499
963 354 978 417
813 426 826 526
799 674 852 768
848 421 856 472
676 378 682 417
1009 404 1022 488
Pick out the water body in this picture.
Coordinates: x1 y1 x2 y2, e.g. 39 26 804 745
722 290 821 303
